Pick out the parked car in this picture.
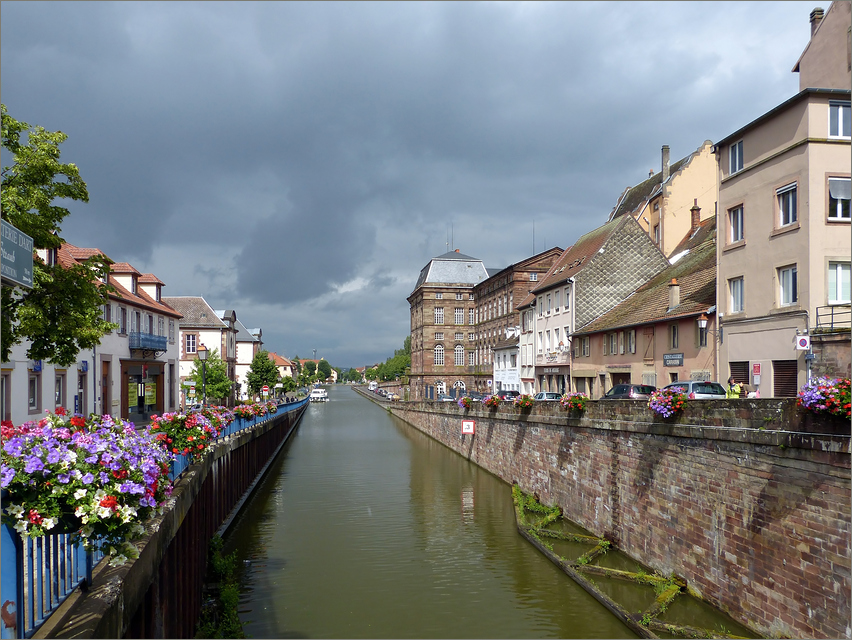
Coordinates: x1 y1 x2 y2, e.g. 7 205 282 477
662 381 727 399
534 391 562 401
602 384 656 400
187 403 204 413
437 394 455 402
386 392 399 401
498 390 520 401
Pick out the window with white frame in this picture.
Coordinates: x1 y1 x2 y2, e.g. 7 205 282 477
546 294 551 314
778 265 798 306
627 329 636 354
468 333 475 341
537 332 543 353
158 316 165 336
435 292 443 299
186 334 197 354
828 261 851 304
828 178 851 220
469 293 474 300
468 352 476 366
456 292 463 300
554 290 561 312
454 308 464 324
669 324 678 349
537 297 543 317
169 319 175 342
435 332 444 340
454 345 464 366
28 373 40 412
545 330 551 352
530 273 537 281
434 344 444 366
730 277 744 313
729 140 743 174
455 332 463 341
777 183 797 227
554 327 560 347
120 307 127 333
829 102 851 137
435 307 444 324
564 287 570 310
653 224 660 245
469 309 475 324
729 206 744 242
581 337 590 357
609 333 617 354
55 373 65 407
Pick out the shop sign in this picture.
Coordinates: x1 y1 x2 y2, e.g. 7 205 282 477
663 353 684 367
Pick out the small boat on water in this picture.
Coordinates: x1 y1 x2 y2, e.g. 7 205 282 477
309 388 329 402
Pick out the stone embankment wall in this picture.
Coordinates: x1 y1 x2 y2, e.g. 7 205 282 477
364 390 850 639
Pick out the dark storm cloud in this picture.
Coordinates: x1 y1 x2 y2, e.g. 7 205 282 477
1 1 819 366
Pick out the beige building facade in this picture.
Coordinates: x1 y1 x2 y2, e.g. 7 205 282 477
716 2 851 396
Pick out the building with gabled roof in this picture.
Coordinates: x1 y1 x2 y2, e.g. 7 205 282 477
527 214 669 395
608 141 716 259
2 243 182 426
161 296 238 406
470 246 563 394
234 319 262 400
573 217 717 395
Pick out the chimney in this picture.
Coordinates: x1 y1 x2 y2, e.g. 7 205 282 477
649 169 654 178
661 145 670 182
690 199 701 232
668 278 680 310
810 7 824 37
455 249 460 253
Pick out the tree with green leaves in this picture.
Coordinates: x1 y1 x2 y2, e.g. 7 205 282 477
246 350 280 395
1 104 116 365
189 349 231 404
317 359 332 381
280 376 297 393
304 360 317 378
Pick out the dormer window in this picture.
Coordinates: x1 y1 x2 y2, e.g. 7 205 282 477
155 285 161 301
130 277 137 294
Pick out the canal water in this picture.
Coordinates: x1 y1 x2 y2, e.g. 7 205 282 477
224 385 637 639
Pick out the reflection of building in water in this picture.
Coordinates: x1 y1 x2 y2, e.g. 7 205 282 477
462 487 475 524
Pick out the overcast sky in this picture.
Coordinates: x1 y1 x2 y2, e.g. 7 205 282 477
1 1 820 368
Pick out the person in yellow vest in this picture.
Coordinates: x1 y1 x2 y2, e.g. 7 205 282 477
726 376 741 399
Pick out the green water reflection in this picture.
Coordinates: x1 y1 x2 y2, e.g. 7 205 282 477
223 386 637 639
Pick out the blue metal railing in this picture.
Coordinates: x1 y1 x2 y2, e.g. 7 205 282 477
3 398 307 638
128 332 168 351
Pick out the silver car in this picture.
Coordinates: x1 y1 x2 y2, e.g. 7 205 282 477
662 381 726 399
534 391 562 401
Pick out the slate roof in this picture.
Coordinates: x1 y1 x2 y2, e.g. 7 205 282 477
58 243 181 318
234 319 259 342
531 217 627 294
412 249 489 292
576 223 716 335
161 296 225 327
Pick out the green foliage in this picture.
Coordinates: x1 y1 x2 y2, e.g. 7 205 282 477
304 360 317 377
1 104 116 365
279 376 297 393
196 535 246 639
246 349 280 394
317 359 332 380
189 349 232 403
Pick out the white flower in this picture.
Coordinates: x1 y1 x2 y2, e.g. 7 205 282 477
42 517 57 530
74 489 87 500
13 520 28 534
96 506 113 519
7 504 24 518
81 514 89 524
80 525 94 538
130 523 146 537
108 553 128 567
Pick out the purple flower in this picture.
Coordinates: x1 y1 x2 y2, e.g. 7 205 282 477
3 437 24 457
1 466 15 487
57 473 71 484
99 471 109 484
119 481 145 495
24 455 45 474
81 472 94 485
46 448 62 464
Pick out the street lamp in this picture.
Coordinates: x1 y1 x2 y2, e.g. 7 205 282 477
696 313 721 342
197 343 208 406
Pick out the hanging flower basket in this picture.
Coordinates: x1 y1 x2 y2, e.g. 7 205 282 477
560 392 588 412
149 412 219 462
647 387 689 418
514 394 535 409
457 396 472 410
1 409 172 566
797 377 851 420
483 395 501 409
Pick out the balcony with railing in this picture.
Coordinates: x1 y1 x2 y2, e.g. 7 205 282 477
128 332 168 353
815 305 851 332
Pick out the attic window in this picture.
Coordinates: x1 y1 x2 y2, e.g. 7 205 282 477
201 312 207 318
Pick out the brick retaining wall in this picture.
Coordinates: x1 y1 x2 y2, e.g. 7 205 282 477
371 392 850 639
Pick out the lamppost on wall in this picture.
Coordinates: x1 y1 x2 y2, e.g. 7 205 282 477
198 343 208 406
